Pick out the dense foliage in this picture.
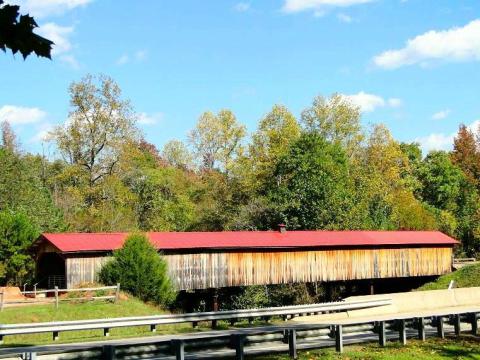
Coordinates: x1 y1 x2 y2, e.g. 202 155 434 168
99 233 174 306
1 73 480 290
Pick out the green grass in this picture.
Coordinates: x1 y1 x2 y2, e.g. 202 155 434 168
418 262 480 290
255 336 480 360
0 296 273 346
0 296 199 346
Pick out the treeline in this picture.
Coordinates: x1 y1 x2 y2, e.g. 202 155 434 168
1 74 480 285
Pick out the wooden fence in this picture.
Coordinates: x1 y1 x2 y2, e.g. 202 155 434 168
0 284 120 311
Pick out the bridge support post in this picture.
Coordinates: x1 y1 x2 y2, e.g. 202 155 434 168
437 316 445 339
288 329 297 359
335 325 343 353
171 339 185 360
232 334 245 360
398 319 407 345
417 318 425 341
470 313 478 335
378 321 386 347
454 314 461 336
102 345 115 360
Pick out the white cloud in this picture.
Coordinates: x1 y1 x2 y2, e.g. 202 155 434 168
337 13 352 23
373 19 480 69
415 119 480 153
36 22 73 55
342 92 402 113
11 0 92 18
234 2 250 12
432 109 451 120
0 105 47 125
116 54 129 65
116 50 148 66
138 112 163 125
387 98 403 107
282 0 375 14
30 123 54 143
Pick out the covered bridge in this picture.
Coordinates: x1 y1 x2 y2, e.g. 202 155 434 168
34 229 458 290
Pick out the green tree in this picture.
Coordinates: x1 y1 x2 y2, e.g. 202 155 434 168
51 74 138 189
301 94 363 156
162 139 193 170
0 0 53 59
0 148 65 232
99 233 175 306
188 110 246 173
417 151 465 212
248 105 301 189
267 133 356 230
0 210 38 285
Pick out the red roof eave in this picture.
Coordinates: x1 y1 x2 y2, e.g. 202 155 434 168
39 230 459 254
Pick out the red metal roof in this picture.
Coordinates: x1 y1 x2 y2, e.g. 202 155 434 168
39 230 458 253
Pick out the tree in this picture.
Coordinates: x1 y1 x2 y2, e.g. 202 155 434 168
0 148 65 232
162 139 193 169
301 94 363 156
267 133 357 230
0 0 53 59
0 210 38 285
188 110 246 172
51 74 139 188
248 105 301 188
417 151 465 212
99 233 175 306
1 121 18 153
451 124 480 187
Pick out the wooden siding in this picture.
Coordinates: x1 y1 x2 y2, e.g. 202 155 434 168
65 256 110 288
62 247 453 290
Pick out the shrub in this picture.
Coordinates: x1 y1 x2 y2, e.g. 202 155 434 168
99 233 175 306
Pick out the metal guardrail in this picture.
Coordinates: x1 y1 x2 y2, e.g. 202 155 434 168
0 308 478 360
0 284 120 311
0 298 391 343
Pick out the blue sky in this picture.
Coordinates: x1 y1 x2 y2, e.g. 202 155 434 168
1 0 480 155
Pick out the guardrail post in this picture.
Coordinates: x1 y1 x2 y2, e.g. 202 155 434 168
192 321 198 329
398 319 407 345
454 314 461 336
0 291 4 312
150 324 157 332
437 316 445 339
53 331 59 341
0 335 3 345
104 327 110 337
470 313 478 335
232 334 245 360
417 317 425 341
378 321 386 347
335 325 343 353
54 286 59 310
171 339 185 360
102 345 115 360
288 329 297 359
115 283 120 303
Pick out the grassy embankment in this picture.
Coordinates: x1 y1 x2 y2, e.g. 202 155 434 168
255 336 480 360
0 295 198 346
418 262 480 290
0 294 265 346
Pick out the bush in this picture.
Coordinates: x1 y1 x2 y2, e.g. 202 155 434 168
99 233 175 306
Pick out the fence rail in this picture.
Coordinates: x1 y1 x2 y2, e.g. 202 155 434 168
0 298 391 343
0 284 120 311
0 308 477 360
